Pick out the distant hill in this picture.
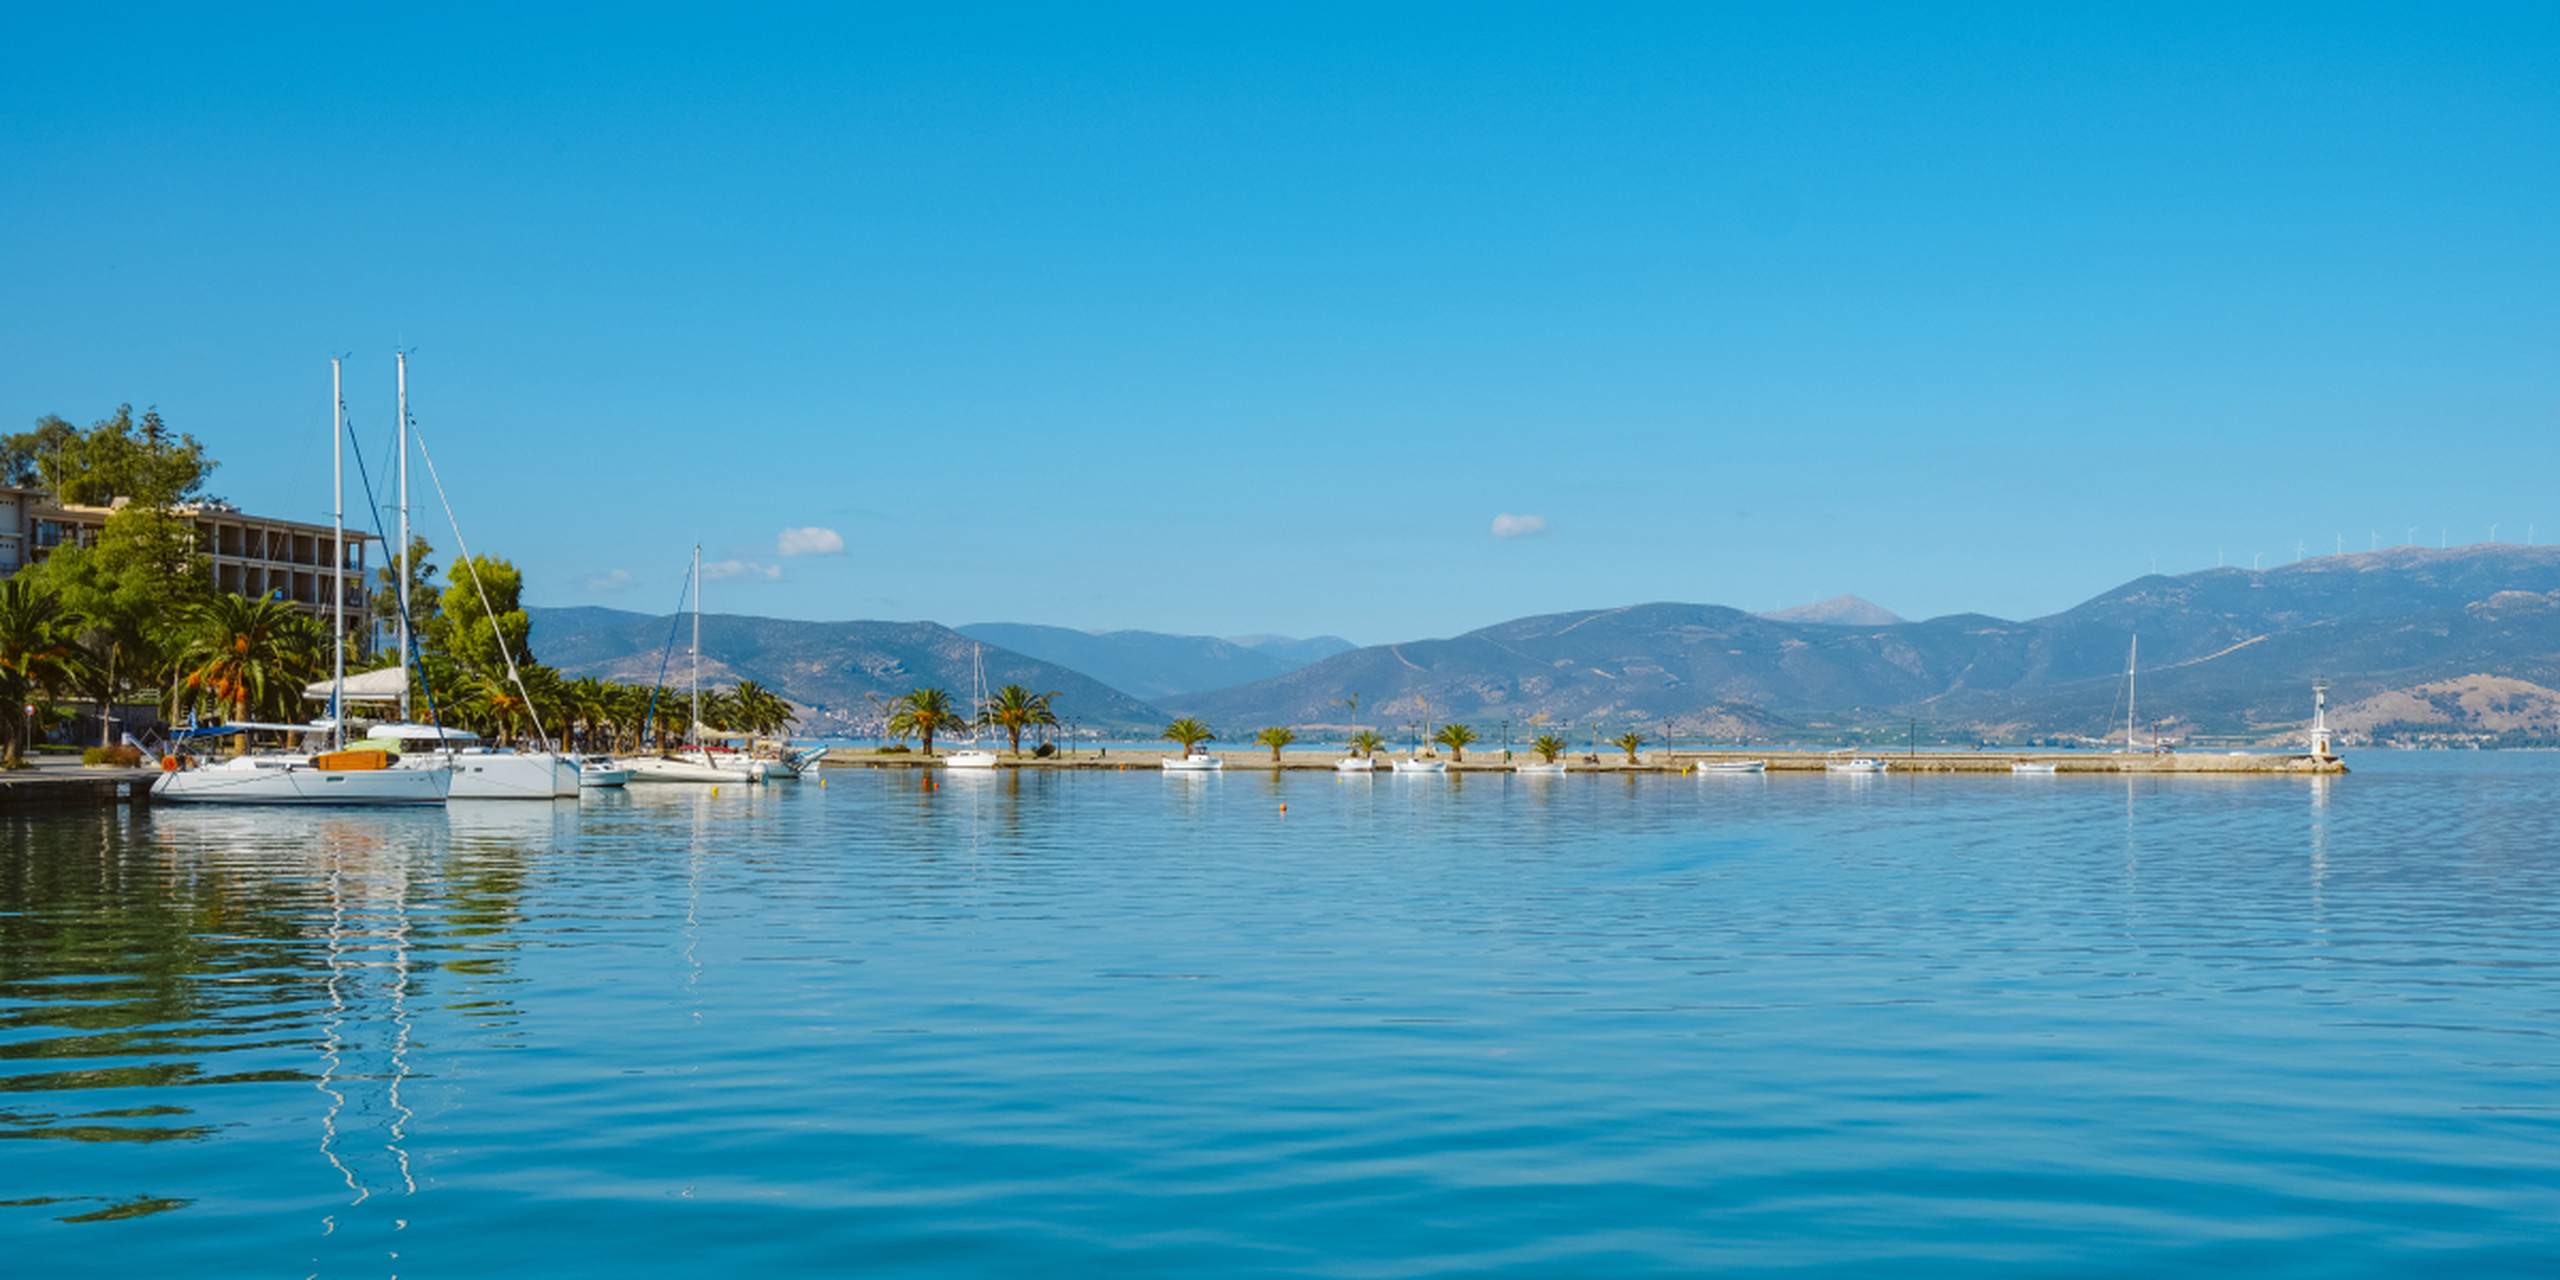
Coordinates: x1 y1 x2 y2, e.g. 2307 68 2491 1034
1168 546 2560 745
1228 634 1360 667
956 623 1353 702
530 610 1167 734
1756 594 1904 626
526 606 652 647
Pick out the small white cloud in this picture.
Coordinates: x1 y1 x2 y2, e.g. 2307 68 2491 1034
583 568 633 592
778 526 845 557
1490 513 1551 539
701 559 782 581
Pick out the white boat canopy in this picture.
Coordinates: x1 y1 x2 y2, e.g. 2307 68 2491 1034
301 666 410 702
358 722 483 744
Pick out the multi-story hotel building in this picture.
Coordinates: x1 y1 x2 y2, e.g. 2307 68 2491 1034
0 484 371 638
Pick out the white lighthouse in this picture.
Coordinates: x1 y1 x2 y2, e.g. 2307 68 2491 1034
2311 682 2332 757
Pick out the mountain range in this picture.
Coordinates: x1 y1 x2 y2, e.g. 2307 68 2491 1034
528 545 2560 746
953 624 1355 701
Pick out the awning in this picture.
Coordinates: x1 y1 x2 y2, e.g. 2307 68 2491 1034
302 667 410 702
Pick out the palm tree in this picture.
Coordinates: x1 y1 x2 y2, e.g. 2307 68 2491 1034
888 687 966 756
564 677 616 751
1612 730 1647 764
1161 717 1215 758
1255 725 1296 762
1348 729 1384 759
730 680 797 738
978 684 1060 756
0 579 81 768
1530 733 1567 764
174 594 308 728
1433 722 1478 764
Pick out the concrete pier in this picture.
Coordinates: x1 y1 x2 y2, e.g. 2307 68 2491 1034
819 748 2347 776
0 765 160 810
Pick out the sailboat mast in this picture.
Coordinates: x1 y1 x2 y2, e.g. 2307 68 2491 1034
2126 635 2137 751
331 357 347 751
396 351 410 720
691 544 702 753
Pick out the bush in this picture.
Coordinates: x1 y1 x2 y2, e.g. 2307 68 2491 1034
877 744 912 754
82 745 145 768
1033 742 1057 758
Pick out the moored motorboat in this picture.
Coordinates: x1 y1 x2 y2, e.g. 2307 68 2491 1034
1391 755 1448 774
945 749 1001 770
1826 757 1889 774
1514 760 1567 775
578 754 630 787
2011 762 2059 775
1162 754 1224 771
1700 759 1768 774
1334 755 1376 773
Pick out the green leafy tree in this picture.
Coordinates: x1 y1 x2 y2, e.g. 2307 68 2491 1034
888 687 966 756
1348 729 1384 759
369 534 445 658
1531 733 1567 764
1433 722 1478 763
978 684 1059 755
1255 725 1296 762
0 579 83 767
438 554 533 678
1612 730 1647 764
1161 718 1216 758
4 405 216 507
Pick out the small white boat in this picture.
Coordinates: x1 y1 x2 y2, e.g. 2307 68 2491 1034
1391 756 1448 774
1514 760 1567 775
1699 760 1768 774
1162 754 1224 771
944 750 1001 770
578 754 630 787
1827 758 1890 774
1334 755 1376 773
152 752 453 806
2011 762 2059 775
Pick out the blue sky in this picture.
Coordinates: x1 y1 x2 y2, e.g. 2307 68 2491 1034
6 5 2555 644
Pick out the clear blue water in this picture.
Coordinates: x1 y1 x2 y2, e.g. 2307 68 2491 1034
4 755 2556 1276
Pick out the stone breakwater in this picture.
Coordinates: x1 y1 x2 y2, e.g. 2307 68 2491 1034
820 749 2348 775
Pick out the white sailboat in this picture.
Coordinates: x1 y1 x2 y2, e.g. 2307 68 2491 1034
1393 696 1447 771
391 354 583 798
945 644 1000 770
619 546 752 784
154 359 450 806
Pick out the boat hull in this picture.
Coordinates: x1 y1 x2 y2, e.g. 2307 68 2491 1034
434 751 582 799
944 751 1001 770
153 761 451 805
1161 756 1224 771
1391 759 1449 773
1514 762 1567 775
618 755 754 784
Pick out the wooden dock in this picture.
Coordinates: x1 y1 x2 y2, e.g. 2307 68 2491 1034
819 749 2347 776
0 767 160 810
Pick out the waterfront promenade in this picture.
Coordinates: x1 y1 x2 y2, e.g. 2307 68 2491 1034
821 748 2348 775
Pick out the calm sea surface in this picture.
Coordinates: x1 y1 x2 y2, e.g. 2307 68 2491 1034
3 754 2556 1276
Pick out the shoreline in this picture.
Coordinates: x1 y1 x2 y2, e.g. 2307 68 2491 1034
820 748 2349 775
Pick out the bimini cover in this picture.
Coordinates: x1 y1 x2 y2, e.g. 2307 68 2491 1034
302 667 410 702
361 722 483 745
